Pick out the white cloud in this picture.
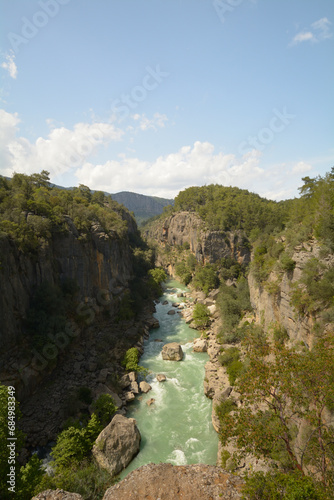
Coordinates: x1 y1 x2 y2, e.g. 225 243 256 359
312 17 332 40
74 143 268 198
290 17 332 45
292 32 315 44
131 112 168 131
0 110 123 178
291 161 312 174
1 52 18 79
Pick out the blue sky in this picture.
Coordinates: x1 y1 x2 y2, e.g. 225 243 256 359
0 0 333 199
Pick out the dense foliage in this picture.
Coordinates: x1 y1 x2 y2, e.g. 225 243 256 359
0 171 132 252
173 184 289 234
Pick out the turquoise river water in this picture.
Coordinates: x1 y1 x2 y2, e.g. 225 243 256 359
120 279 218 478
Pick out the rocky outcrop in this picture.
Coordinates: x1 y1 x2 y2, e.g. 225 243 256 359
249 239 334 346
102 463 245 499
145 211 250 267
32 489 83 500
161 342 183 361
92 414 141 476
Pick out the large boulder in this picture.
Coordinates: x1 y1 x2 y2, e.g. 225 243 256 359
161 343 183 361
92 414 141 476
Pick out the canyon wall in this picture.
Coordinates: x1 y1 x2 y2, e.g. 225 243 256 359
146 211 250 268
0 211 140 401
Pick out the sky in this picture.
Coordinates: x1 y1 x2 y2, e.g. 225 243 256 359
0 0 333 200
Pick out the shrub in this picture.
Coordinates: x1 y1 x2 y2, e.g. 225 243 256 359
122 348 147 375
193 303 211 328
219 347 245 385
243 470 329 500
280 252 296 272
192 264 219 295
34 460 115 500
91 394 118 428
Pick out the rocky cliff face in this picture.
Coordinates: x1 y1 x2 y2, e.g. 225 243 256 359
0 212 138 401
146 211 250 267
249 239 334 346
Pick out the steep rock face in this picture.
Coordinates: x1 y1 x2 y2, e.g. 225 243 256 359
0 214 137 400
146 211 250 267
249 240 334 346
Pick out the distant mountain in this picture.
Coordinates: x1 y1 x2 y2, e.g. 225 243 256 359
111 191 174 225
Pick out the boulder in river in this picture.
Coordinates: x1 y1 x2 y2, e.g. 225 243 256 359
92 414 141 476
167 309 176 315
156 374 166 382
146 398 155 406
162 342 183 361
139 381 152 393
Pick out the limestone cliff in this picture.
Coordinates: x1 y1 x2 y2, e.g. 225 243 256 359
145 211 250 269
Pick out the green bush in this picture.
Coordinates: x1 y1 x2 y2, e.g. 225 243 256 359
217 278 252 341
219 347 245 385
243 470 329 500
91 394 118 428
193 303 211 328
192 264 219 295
122 348 147 375
175 261 192 285
280 252 296 272
35 460 115 500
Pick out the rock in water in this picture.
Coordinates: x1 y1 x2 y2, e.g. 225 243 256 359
92 414 141 476
139 381 152 393
161 342 183 361
156 373 166 382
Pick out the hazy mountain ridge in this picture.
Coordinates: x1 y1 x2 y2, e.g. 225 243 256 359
111 191 174 224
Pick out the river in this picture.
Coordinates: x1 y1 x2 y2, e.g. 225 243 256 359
120 279 218 478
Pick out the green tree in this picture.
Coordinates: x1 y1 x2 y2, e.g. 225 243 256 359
217 334 334 490
192 303 211 328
